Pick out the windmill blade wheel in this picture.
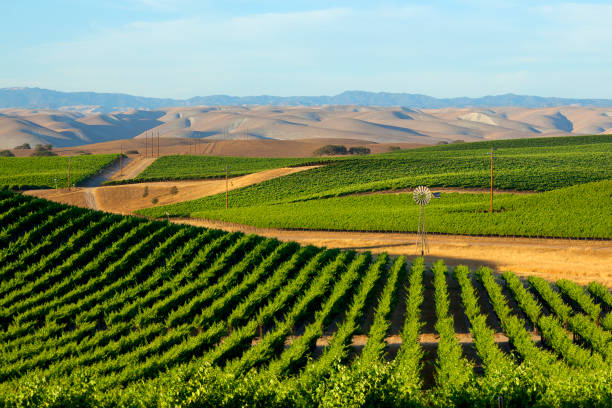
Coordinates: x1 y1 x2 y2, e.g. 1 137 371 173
413 186 432 205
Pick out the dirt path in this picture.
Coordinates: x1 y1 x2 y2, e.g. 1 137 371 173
266 332 540 348
352 186 538 196
83 190 98 210
79 157 126 187
171 218 612 287
110 157 157 181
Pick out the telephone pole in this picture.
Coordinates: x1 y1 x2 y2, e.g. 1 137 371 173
157 132 160 157
490 147 493 213
488 147 498 213
225 164 229 209
120 144 123 176
67 157 71 191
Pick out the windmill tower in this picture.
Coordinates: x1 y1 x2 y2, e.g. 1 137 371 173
413 186 432 256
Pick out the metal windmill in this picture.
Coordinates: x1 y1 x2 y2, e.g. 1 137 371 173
413 186 433 256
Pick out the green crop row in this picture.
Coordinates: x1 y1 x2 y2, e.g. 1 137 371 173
431 261 474 404
0 190 611 407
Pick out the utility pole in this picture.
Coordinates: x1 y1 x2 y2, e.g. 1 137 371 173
490 147 493 213
67 157 71 191
225 164 229 209
157 132 160 157
488 147 498 214
120 144 123 176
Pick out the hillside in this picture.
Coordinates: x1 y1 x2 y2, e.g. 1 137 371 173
2 104 612 149
0 190 610 407
139 135 612 234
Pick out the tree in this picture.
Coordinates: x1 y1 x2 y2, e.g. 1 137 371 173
14 143 31 150
0 150 15 157
348 146 371 155
313 145 348 156
31 144 57 156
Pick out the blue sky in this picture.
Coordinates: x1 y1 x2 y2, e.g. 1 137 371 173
2 1 612 99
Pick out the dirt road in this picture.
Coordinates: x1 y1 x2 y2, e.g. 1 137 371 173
172 218 612 287
24 166 320 214
109 157 157 181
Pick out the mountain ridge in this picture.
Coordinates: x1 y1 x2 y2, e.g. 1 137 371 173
3 87 612 113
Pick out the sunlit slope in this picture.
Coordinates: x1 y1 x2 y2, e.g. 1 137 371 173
0 191 610 406
140 135 612 238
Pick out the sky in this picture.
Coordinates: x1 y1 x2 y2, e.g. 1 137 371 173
2 0 612 99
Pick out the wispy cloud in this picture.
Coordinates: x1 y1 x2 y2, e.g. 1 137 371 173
3 2 612 98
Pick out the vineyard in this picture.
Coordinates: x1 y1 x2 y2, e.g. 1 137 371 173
0 190 610 407
139 135 612 227
0 155 119 189
130 155 334 183
186 180 612 238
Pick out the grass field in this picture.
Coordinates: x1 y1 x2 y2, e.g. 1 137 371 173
0 190 610 407
0 155 119 189
139 135 612 239
132 155 334 182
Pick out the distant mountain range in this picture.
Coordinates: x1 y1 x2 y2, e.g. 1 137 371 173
2 87 612 112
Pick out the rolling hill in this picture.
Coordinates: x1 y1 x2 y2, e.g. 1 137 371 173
2 104 612 150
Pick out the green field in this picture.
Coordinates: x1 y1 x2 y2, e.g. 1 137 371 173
130 155 335 182
139 135 612 238
0 191 610 407
186 180 612 238
0 155 119 189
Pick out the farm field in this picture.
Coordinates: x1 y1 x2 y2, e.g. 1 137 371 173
25 166 319 214
140 136 612 207
0 155 119 189
184 180 612 238
0 190 610 407
139 135 612 239
130 155 335 183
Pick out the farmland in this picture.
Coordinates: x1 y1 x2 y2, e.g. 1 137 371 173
0 155 119 189
0 190 610 407
139 135 612 239
131 155 334 182
186 180 612 238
